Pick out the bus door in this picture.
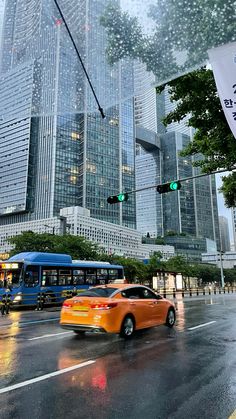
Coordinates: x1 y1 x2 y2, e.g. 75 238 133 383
58 269 73 299
72 269 86 295
23 265 40 304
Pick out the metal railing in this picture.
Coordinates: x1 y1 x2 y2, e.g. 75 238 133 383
157 286 236 299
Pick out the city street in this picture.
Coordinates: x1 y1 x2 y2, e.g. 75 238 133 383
0 294 235 419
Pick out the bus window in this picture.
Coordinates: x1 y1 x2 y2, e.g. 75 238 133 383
42 268 58 286
108 269 120 282
97 268 108 285
24 266 39 287
58 269 72 286
86 268 96 285
73 269 85 285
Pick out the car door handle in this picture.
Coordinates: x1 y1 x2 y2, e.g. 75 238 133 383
130 302 136 305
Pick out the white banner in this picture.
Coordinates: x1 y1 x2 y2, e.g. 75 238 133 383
208 42 236 140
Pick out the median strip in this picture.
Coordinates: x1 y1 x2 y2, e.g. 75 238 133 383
188 321 216 331
0 360 96 395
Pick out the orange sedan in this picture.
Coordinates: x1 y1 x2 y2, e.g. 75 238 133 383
60 284 176 338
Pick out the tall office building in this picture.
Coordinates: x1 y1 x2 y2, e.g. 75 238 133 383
219 215 231 252
135 71 220 247
0 0 136 228
232 208 236 251
160 129 220 247
0 0 5 60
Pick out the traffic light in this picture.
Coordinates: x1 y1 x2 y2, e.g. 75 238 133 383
156 181 181 194
107 193 129 204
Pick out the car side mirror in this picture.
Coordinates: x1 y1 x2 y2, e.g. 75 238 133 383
156 294 163 300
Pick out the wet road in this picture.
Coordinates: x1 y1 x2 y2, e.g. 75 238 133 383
0 294 236 419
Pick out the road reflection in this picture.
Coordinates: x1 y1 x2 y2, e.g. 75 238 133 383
0 322 19 378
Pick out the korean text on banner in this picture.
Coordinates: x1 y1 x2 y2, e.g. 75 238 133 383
208 42 236 140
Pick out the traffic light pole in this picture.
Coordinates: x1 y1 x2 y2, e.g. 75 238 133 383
120 166 236 196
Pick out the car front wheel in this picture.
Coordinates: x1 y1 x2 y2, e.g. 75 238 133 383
166 308 175 328
120 316 135 338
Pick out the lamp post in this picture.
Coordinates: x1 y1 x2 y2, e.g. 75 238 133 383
44 225 55 235
219 251 225 288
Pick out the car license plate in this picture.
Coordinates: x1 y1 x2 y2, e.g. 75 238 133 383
73 312 88 317
73 306 89 312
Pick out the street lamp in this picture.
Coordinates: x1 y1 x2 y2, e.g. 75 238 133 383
218 251 225 288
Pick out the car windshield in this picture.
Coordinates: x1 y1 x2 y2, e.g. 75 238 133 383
80 287 118 298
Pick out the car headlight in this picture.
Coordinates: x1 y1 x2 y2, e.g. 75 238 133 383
13 293 22 302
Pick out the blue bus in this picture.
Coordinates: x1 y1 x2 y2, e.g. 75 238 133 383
0 252 124 306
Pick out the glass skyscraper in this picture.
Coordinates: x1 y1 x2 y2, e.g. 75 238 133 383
0 0 136 228
135 73 220 247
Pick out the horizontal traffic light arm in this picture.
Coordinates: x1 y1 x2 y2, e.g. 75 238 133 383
107 166 236 203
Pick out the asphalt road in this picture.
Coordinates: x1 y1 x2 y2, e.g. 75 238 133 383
0 294 236 419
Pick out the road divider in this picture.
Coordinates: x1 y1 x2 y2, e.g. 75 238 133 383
188 321 216 331
0 360 96 395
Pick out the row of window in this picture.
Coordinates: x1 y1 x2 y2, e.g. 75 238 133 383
24 266 123 287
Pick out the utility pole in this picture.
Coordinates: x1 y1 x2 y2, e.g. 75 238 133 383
219 251 225 288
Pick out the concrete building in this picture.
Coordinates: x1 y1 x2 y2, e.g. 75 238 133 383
202 251 236 269
0 206 175 261
219 215 231 252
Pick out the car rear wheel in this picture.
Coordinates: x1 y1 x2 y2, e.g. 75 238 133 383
120 316 135 338
166 308 175 328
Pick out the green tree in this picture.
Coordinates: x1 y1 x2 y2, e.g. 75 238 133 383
146 252 165 283
110 256 147 282
9 231 101 260
101 2 235 82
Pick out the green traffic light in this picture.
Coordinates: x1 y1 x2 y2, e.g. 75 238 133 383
170 182 178 191
117 193 125 202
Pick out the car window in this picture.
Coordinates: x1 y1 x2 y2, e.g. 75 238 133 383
121 287 158 299
121 287 143 299
87 287 118 297
141 288 158 299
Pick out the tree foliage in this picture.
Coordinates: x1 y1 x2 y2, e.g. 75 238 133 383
101 1 236 82
158 69 236 206
9 231 101 260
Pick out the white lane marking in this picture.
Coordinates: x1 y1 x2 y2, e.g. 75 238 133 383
1 318 60 329
188 321 216 331
28 331 72 340
0 360 95 395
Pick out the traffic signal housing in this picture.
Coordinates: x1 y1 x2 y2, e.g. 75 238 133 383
107 193 129 204
157 181 181 194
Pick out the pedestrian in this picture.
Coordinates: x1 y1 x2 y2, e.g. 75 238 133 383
36 292 43 311
5 293 11 314
1 294 6 315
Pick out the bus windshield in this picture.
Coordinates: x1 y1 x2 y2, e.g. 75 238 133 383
0 263 23 289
